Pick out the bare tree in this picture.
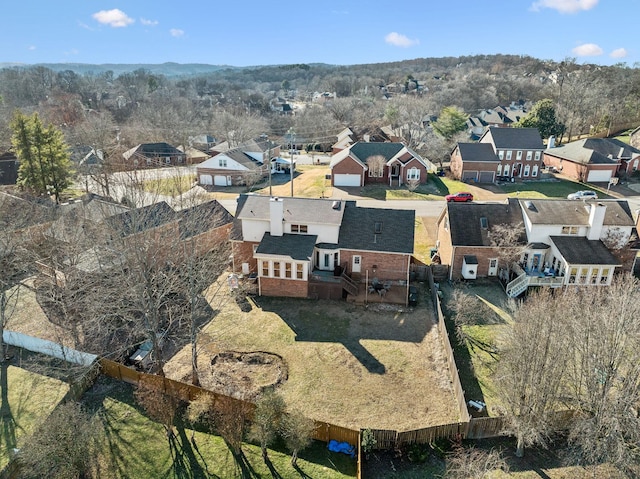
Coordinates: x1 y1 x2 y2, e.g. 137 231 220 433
495 288 568 458
366 155 386 179
280 409 316 467
249 388 286 461
444 444 508 479
18 401 99 479
134 382 181 437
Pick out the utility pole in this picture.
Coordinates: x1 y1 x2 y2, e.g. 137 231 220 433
288 128 296 197
266 136 272 197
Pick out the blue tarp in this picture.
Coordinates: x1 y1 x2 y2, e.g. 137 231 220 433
328 440 356 457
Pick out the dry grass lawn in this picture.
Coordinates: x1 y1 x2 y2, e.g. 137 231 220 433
164 290 460 432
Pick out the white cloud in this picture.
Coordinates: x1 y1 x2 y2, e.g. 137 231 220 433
384 32 419 48
92 9 134 28
170 28 184 38
572 43 603 56
141 18 158 26
28 45 36 51
530 0 598 13
610 48 628 59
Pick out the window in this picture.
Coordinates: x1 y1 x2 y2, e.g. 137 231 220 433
374 222 383 234
262 261 269 276
569 267 578 284
219 158 227 167
285 262 292 278
324 254 330 268
516 150 523 161
534 151 541 161
296 263 304 279
503 164 510 176
291 224 308 233
496 164 502 176
368 169 383 178
498 151 504 160
407 167 420 180
523 164 530 177
273 261 281 277
165 157 171 164
590 269 598 284
526 151 532 161
506 151 512 161
146 158 152 165
177 156 184 163
600 268 610 284
579 268 588 284
561 226 578 235
480 217 488 229
532 165 539 177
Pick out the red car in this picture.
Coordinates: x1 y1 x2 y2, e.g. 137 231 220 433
445 192 473 202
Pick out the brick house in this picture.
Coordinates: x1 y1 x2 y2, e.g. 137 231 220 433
436 197 637 297
122 143 187 169
543 138 639 182
476 126 545 180
449 143 501 183
330 141 432 188
231 194 415 304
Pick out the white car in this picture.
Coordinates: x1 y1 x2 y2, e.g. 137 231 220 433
567 190 598 200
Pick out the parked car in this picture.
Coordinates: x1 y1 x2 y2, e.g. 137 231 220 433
445 192 474 202
408 285 418 307
567 190 598 200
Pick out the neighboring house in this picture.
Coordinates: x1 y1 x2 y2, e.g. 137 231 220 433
177 145 210 164
331 127 392 154
0 152 18 185
176 199 234 257
330 141 433 188
543 138 640 182
449 143 501 183
231 194 415 303
189 134 217 152
122 143 187 168
436 197 637 297
477 126 545 180
630 125 640 150
197 137 280 187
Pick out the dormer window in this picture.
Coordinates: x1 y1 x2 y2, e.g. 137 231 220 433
374 222 383 234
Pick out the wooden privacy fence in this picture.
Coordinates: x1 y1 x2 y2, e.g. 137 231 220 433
99 358 359 446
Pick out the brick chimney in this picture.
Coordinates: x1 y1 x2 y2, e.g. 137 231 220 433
269 197 284 236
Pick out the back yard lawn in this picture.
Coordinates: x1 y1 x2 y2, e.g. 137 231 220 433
164 291 460 432
497 178 612 199
81 376 356 478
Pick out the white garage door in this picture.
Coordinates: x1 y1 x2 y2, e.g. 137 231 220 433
333 174 361 187
587 169 612 183
199 174 212 185
462 171 477 181
214 175 230 186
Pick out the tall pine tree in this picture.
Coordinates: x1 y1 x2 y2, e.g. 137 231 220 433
11 111 72 203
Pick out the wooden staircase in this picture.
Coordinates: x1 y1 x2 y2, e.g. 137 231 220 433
340 271 359 296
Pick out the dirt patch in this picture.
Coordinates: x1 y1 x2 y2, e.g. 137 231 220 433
193 350 288 399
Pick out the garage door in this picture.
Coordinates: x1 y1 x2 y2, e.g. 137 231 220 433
214 175 230 186
587 169 612 183
199 174 212 185
333 174 361 187
478 171 495 183
462 171 477 181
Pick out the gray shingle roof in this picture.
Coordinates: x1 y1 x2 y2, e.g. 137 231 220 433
457 143 500 163
256 233 318 260
550 236 620 265
349 142 405 163
545 138 631 165
483 127 544 150
447 198 526 246
236 195 346 226
519 199 634 226
338 204 415 254
176 199 233 239
106 201 176 237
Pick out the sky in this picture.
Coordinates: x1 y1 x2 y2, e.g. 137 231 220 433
2 0 637 67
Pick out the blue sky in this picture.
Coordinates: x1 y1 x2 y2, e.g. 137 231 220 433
3 0 636 67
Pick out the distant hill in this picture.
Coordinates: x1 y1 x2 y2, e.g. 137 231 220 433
0 62 244 77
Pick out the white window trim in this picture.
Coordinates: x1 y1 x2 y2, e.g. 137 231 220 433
516 150 523 161
407 167 420 180
523 164 530 177
535 151 541 161
532 165 539 177
498 151 504 160
526 151 532 161
506 151 512 161
219 158 228 167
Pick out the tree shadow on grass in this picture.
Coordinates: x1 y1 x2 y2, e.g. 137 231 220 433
263 455 283 479
0 361 18 456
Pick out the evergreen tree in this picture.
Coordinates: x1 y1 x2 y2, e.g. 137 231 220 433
432 106 469 139
11 111 72 203
516 99 565 141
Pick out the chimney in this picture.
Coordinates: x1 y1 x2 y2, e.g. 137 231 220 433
618 146 625 159
269 197 284 237
587 202 607 240
547 136 555 149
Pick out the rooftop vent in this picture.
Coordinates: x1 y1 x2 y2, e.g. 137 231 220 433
374 221 383 234
525 201 537 212
480 217 488 229
332 200 341 210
